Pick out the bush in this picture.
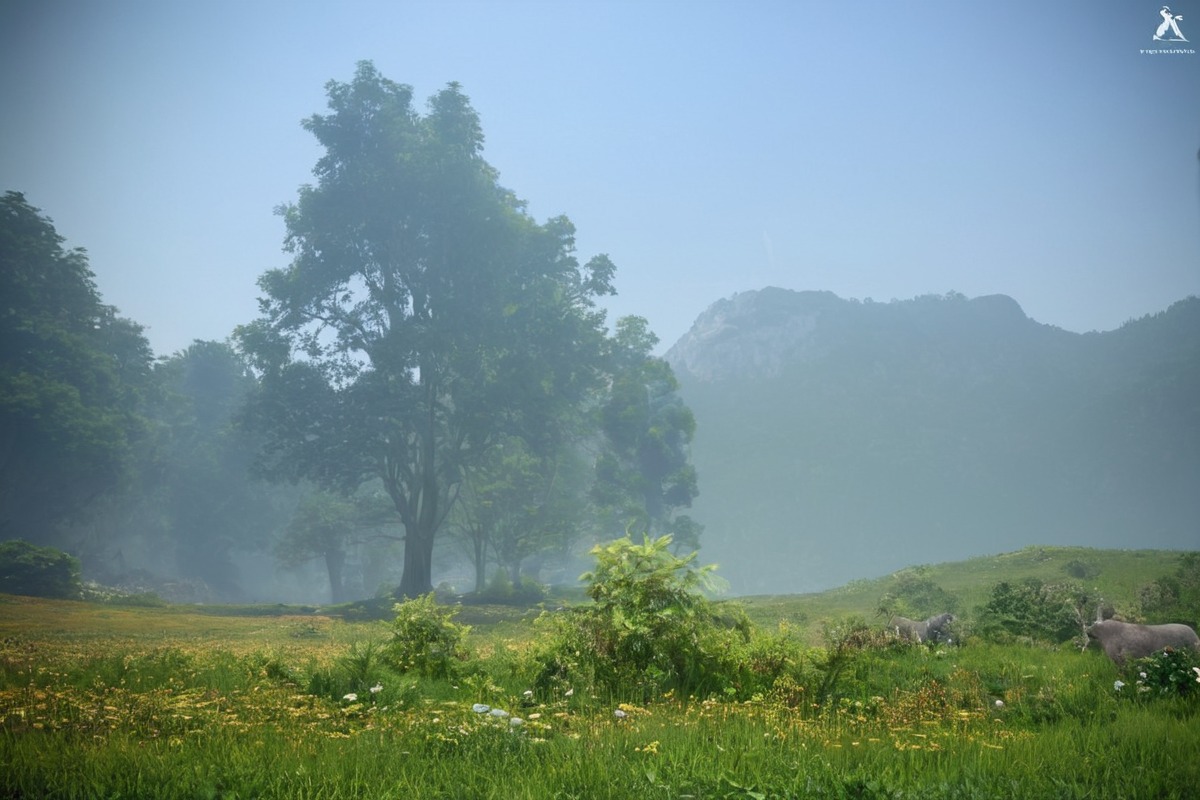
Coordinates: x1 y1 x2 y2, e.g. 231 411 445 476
876 569 958 619
1124 647 1200 698
975 578 1098 645
471 569 547 605
534 535 750 700
0 540 82 599
387 593 472 679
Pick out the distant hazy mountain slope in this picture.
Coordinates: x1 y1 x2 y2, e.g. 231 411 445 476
666 289 1200 595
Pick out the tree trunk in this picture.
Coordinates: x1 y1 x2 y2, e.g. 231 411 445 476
324 547 346 604
396 525 434 598
473 535 487 594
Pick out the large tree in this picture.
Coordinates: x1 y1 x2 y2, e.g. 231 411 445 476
237 63 614 597
0 191 153 546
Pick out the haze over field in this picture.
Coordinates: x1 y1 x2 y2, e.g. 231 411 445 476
2 2 1198 604
2 1 1198 359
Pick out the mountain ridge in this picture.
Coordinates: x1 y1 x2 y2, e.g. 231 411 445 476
666 288 1200 595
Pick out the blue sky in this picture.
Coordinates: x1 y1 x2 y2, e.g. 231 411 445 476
3 0 1198 358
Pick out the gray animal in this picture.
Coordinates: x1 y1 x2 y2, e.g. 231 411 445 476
1086 619 1200 665
890 613 955 644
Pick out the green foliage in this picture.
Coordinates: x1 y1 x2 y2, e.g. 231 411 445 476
535 535 746 699
593 317 700 540
0 191 153 545
236 62 617 598
387 593 472 679
474 568 547 605
975 578 1099 644
1138 552 1200 625
1123 647 1200 698
876 568 959 619
0 539 82 599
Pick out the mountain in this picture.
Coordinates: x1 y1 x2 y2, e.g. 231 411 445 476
666 289 1200 595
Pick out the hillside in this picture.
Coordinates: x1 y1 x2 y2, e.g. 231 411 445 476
667 289 1200 595
734 545 1195 644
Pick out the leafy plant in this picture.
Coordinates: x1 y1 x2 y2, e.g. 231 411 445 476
975 578 1100 644
1124 647 1200 698
387 593 472 679
535 535 748 699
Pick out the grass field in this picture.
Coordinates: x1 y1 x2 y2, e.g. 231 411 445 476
2 547 1198 799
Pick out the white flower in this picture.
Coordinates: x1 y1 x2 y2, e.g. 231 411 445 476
370 684 383 694
564 688 574 697
994 699 1004 708
1139 672 1147 680
343 693 359 702
523 689 534 699
1113 680 1125 692
614 708 628 719
472 703 491 713
1193 667 1200 684
509 717 524 727
490 708 510 718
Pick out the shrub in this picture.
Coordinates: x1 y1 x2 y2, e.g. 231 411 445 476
876 569 958 619
1124 647 1200 698
975 578 1099 645
387 593 472 679
534 535 748 700
0 540 82 599
471 569 547 605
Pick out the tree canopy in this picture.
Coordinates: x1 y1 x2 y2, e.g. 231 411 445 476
237 63 617 597
0 191 153 546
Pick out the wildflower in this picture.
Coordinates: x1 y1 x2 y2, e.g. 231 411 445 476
343 693 358 702
509 717 524 728
472 704 490 713
1113 680 1124 692
614 708 628 719
564 688 574 697
490 708 510 719
1193 667 1200 684
994 700 1004 709
370 684 383 694
523 690 534 699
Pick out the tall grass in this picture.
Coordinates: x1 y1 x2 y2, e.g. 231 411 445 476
2 589 1198 798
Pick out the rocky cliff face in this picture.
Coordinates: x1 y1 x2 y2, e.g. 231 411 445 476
664 289 838 381
665 287 1032 382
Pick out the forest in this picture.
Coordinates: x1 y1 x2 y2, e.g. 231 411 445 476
0 62 700 606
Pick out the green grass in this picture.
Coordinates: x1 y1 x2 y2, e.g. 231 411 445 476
735 545 1191 644
2 546 1198 799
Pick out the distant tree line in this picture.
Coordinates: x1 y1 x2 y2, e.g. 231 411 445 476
0 62 701 603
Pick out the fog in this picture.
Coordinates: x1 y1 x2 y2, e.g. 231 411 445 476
2 2 1197 603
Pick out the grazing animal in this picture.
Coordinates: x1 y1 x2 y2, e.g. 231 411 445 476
890 613 955 644
1086 619 1200 665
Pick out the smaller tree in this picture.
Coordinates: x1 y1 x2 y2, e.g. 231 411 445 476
0 540 82 599
593 317 700 543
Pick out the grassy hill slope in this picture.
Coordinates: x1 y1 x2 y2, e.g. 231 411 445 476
732 546 1195 644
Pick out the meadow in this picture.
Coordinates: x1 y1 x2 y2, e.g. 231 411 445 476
2 547 1199 799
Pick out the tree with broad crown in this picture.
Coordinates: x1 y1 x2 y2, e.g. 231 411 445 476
0 191 152 547
236 63 615 598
